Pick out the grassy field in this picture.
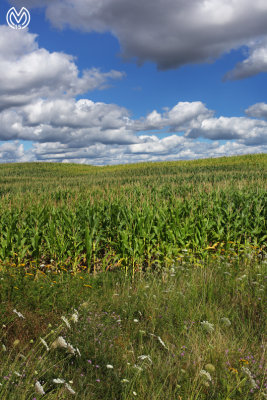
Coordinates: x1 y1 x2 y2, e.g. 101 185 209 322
0 154 266 399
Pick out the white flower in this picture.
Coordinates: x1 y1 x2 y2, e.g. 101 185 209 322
133 391 137 396
61 316 71 329
106 364 114 369
121 379 129 383
13 309 25 319
242 367 257 389
157 336 168 349
51 336 68 349
199 369 212 381
71 311 79 323
40 338 49 351
65 383 76 394
67 343 76 355
133 365 143 371
35 381 45 395
133 319 139 323
138 355 152 364
220 317 231 327
200 321 214 333
53 378 65 384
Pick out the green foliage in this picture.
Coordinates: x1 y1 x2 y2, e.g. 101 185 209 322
0 154 266 399
0 154 266 273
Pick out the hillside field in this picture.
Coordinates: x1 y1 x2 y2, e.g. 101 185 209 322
0 154 266 399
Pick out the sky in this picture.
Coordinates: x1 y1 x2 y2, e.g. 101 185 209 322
0 0 266 165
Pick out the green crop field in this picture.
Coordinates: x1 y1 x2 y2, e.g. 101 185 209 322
0 154 266 399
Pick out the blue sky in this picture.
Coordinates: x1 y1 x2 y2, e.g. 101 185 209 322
0 0 266 164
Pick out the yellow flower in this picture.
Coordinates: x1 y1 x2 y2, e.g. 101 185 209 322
229 367 238 374
239 359 249 365
83 284 92 288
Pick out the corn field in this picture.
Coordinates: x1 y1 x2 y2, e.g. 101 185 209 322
0 153 266 274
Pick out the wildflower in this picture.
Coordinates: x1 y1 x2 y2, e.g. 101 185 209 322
121 379 129 383
71 311 79 323
242 367 257 389
67 343 76 355
133 319 139 323
157 336 168 349
51 336 67 349
133 391 137 396
40 338 49 351
35 381 45 395
133 365 143 371
229 367 238 374
53 378 65 384
220 317 231 327
199 369 212 381
61 316 71 329
106 364 114 369
13 309 25 319
239 359 249 365
138 355 152 364
200 321 214 333
65 383 75 394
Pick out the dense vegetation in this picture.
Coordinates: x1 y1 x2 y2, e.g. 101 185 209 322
0 153 266 274
0 154 266 399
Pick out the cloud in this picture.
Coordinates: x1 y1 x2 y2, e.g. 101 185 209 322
186 116 267 145
0 98 138 146
29 136 267 165
1 96 267 158
246 102 267 119
0 26 125 110
0 22 266 164
224 39 267 80
133 102 214 131
10 0 267 74
0 141 34 163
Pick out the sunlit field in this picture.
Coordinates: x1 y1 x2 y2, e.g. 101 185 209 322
0 154 266 399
